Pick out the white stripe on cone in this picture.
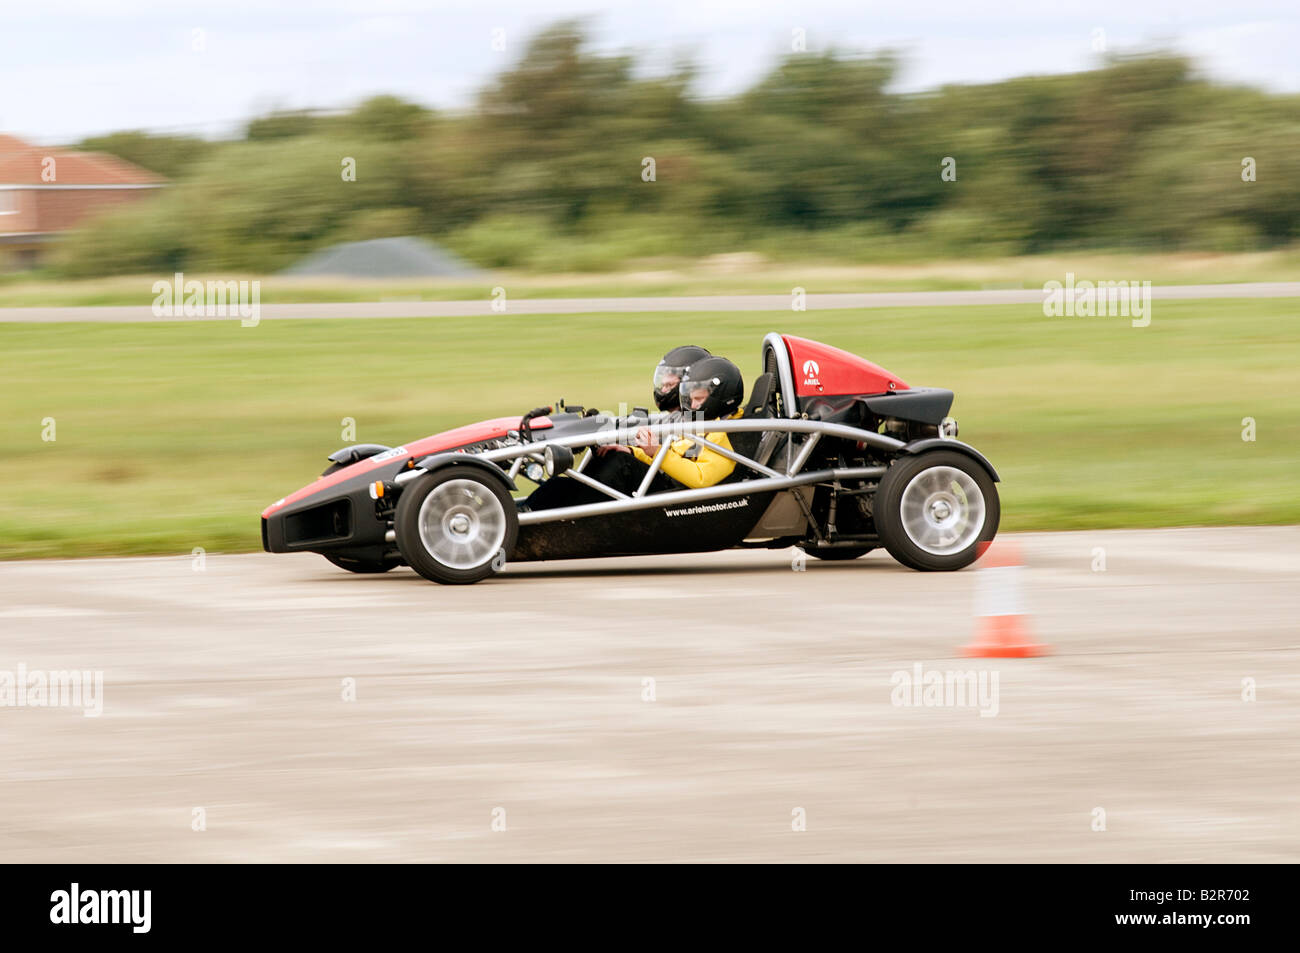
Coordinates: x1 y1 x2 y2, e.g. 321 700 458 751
975 564 1025 617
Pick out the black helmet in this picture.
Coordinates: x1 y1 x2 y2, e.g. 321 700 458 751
652 345 710 411
678 356 743 420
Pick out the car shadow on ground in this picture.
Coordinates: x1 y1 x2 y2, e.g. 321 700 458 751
295 552 899 584
501 559 898 581
301 555 898 584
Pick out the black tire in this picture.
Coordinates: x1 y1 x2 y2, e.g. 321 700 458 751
394 468 517 585
874 450 999 571
323 553 400 574
804 545 874 561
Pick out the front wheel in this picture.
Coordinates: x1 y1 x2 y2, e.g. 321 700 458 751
874 451 999 571
394 469 517 584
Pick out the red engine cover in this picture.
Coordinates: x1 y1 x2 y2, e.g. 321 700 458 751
783 335 909 397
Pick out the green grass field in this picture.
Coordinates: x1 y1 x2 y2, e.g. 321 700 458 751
2 248 1299 307
1 297 1296 559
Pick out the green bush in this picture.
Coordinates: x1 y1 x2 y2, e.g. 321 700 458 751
56 26 1300 277
442 215 556 269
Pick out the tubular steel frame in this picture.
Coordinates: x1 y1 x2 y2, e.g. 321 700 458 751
395 415 902 526
391 331 924 527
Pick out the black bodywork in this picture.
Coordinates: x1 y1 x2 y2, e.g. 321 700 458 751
263 410 783 564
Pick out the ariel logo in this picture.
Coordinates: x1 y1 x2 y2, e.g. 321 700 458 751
803 360 820 377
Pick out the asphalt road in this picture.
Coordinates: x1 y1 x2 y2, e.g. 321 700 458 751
1 526 1296 863
2 282 1299 322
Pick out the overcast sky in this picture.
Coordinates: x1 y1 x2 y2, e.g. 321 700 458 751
3 0 1298 143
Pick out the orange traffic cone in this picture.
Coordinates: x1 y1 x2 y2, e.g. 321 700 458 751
961 539 1049 658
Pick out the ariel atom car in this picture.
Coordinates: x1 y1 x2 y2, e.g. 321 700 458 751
261 333 1000 584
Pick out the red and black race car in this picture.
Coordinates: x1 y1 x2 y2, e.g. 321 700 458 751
262 333 1000 584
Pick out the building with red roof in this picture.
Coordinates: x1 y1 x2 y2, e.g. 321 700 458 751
0 134 166 270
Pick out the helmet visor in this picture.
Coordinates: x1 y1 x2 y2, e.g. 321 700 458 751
653 363 690 398
678 375 721 414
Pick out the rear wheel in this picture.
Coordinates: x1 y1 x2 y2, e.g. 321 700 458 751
394 469 517 584
874 451 999 571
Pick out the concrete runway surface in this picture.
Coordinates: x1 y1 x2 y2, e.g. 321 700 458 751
1 526 1296 863
2 281 1299 322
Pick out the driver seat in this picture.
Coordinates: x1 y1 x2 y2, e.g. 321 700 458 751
715 374 775 482
742 373 775 420
743 372 790 470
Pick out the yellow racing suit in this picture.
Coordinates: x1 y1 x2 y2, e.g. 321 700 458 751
631 410 743 489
